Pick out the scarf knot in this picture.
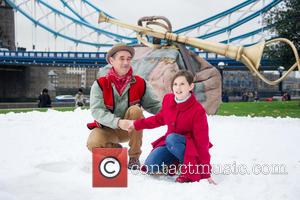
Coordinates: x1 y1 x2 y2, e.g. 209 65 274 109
107 67 133 95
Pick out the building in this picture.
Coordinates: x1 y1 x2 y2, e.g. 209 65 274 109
222 70 300 97
45 67 99 95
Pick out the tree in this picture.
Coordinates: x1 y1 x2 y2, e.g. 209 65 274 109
264 0 300 68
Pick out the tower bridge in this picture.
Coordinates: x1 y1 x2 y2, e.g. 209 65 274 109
1 0 297 101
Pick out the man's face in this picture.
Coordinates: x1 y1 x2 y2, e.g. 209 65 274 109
109 50 132 77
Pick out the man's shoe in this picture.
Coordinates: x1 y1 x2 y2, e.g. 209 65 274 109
175 175 193 183
128 157 140 170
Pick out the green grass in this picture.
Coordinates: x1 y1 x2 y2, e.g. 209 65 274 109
1 101 300 118
0 107 84 114
217 100 300 118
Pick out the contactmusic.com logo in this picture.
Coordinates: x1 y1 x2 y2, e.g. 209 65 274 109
92 148 128 187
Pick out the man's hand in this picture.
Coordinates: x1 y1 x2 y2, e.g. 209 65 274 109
118 119 132 131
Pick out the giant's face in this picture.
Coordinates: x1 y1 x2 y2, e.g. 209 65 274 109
109 50 132 76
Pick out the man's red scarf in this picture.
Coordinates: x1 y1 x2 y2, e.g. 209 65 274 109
107 67 133 95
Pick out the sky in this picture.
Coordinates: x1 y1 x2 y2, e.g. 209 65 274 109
12 0 276 52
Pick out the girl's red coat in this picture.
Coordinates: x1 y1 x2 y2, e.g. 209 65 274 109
134 93 212 181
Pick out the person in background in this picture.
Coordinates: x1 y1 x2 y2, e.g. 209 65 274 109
254 91 260 102
282 91 291 101
75 88 85 107
38 88 51 108
242 91 249 102
248 91 254 102
222 91 229 102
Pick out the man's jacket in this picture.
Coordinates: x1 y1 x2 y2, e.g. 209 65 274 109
89 74 161 129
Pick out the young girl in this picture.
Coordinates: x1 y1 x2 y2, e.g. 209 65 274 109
128 70 215 184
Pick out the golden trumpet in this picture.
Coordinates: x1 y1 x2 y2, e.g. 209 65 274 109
98 12 300 85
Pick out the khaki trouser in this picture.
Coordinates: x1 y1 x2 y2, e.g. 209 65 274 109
86 105 144 158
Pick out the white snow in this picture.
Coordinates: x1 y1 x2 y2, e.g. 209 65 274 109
0 109 300 200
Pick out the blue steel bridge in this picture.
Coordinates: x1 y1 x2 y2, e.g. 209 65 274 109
0 50 275 70
0 0 287 100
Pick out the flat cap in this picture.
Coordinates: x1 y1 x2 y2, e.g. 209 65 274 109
106 43 135 64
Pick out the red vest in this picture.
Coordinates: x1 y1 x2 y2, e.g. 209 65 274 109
97 75 146 113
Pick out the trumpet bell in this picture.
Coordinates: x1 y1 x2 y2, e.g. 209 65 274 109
241 41 265 70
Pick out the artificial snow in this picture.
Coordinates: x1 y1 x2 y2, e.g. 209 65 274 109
0 109 299 200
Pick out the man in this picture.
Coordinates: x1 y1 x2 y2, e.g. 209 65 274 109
86 44 161 169
75 88 85 107
38 88 51 108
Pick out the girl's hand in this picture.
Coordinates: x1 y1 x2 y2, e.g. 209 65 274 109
207 177 217 185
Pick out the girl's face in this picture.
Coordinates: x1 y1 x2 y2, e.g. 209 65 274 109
172 76 194 100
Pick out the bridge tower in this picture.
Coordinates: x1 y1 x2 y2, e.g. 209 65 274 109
0 0 15 50
0 1 49 102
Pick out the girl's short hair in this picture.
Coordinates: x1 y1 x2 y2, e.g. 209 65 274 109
171 70 194 88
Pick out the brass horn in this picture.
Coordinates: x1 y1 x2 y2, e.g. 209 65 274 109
98 12 300 85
